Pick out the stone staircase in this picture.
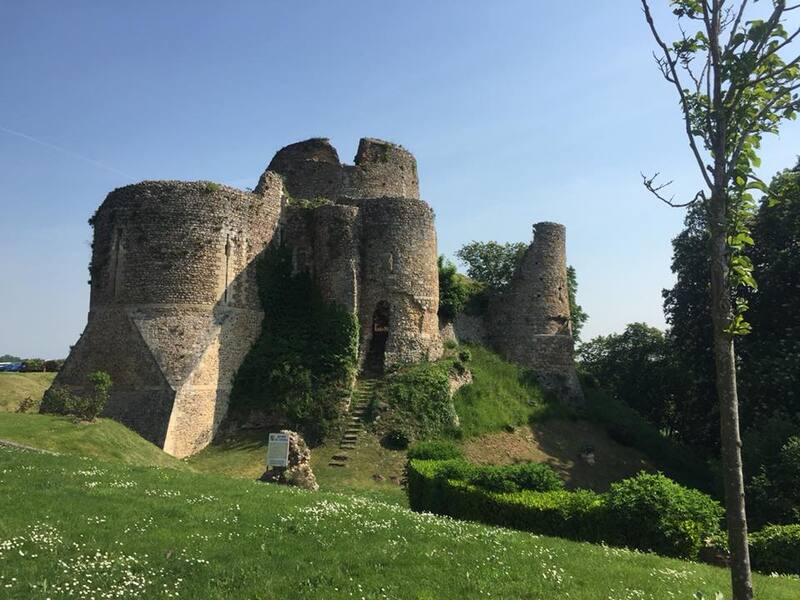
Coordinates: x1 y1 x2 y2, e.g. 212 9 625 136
328 379 376 468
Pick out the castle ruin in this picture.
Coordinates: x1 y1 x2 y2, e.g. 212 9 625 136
50 137 580 457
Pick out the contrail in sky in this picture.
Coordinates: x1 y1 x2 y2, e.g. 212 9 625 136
0 124 137 180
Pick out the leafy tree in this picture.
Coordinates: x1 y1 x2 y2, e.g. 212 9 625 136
739 163 800 421
437 256 485 321
641 2 800 596
567 266 588 343
663 204 719 450
579 323 678 431
455 241 526 291
0 354 21 362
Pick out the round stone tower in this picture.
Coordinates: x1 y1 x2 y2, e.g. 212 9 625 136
491 222 582 402
52 179 282 456
357 197 441 371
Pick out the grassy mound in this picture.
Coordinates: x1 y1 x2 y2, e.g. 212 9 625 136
0 413 184 469
452 344 556 438
2 445 798 599
0 372 56 411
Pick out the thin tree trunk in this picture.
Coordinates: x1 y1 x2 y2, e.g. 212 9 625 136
709 192 754 600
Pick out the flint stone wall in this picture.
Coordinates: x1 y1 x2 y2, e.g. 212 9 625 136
258 137 419 201
52 180 282 457
281 196 442 369
489 222 583 403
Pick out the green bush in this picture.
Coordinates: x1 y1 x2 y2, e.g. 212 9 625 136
407 440 463 461
606 472 724 559
464 462 564 494
40 386 75 415
40 371 112 421
371 360 458 444
467 465 520 493
457 349 472 363
749 524 800 575
407 459 723 560
501 462 565 493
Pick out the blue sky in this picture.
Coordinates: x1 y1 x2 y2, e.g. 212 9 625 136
2 1 799 359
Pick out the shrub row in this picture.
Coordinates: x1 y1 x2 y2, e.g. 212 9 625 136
749 524 800 575
407 459 725 560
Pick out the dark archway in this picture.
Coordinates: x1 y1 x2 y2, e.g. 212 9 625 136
366 301 390 375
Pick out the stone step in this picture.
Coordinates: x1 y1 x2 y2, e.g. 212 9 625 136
331 454 349 461
339 442 356 450
342 435 358 442
328 461 347 468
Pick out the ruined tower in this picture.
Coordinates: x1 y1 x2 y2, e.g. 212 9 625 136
490 222 583 402
262 137 442 371
51 179 283 457
51 138 441 457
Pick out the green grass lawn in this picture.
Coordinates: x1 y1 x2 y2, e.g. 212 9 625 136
189 428 408 505
2 444 798 600
0 413 185 469
0 372 56 411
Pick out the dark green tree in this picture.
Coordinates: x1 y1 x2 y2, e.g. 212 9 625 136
663 204 719 450
740 163 800 421
437 256 485 322
579 323 677 430
455 241 526 291
567 266 588 343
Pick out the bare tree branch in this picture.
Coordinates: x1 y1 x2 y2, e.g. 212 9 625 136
641 172 706 207
641 0 715 190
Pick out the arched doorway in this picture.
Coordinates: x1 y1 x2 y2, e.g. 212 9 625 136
366 301 390 375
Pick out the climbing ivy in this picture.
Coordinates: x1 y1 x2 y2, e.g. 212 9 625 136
230 243 359 444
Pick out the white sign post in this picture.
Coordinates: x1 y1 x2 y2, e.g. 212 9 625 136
267 432 290 468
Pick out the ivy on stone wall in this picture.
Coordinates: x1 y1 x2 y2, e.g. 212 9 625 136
230 243 359 444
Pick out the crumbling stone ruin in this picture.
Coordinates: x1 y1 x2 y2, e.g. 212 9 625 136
259 430 319 491
49 137 580 457
491 222 583 402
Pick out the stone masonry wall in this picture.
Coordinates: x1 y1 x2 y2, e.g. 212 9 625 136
355 197 442 367
52 180 282 456
490 222 582 402
258 137 419 201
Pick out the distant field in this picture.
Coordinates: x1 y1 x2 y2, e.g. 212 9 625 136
0 372 55 411
3 444 798 600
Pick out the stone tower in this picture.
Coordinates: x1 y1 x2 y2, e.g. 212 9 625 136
50 138 442 457
490 222 583 402
262 137 442 372
51 180 283 457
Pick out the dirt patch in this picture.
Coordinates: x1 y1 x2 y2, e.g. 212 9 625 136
461 418 654 491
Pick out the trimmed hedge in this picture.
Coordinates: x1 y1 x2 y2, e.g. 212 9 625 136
749 524 800 575
407 459 724 560
407 441 463 461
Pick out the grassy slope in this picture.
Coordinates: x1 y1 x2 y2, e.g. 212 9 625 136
189 429 408 505
3 445 798 600
0 413 185 469
0 372 56 411
452 344 551 438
